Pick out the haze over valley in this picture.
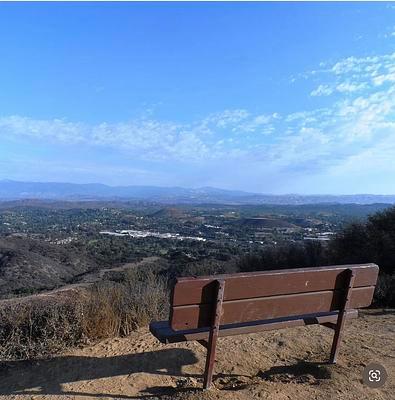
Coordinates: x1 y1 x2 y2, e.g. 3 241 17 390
1 180 395 205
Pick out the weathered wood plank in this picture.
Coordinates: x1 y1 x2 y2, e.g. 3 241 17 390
170 286 374 330
172 264 378 306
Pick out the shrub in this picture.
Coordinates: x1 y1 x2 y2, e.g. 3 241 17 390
0 268 169 361
329 207 395 276
237 207 395 307
82 269 168 339
0 297 85 360
374 274 395 307
237 241 328 272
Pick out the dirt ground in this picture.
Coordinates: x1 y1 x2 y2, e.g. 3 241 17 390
0 309 393 400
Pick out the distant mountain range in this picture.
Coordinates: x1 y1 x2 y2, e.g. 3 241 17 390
0 179 395 205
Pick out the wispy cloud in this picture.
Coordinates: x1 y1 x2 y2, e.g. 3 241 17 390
0 110 277 163
310 84 333 97
277 51 395 179
2 50 395 191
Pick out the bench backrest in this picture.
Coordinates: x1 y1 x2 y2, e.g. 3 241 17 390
169 263 379 331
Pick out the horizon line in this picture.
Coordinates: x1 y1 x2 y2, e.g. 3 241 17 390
1 179 395 197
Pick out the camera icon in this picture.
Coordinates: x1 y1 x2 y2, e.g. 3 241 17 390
363 363 387 388
368 369 381 382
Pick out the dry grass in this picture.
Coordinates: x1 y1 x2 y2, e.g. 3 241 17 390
0 298 85 360
82 269 169 339
0 269 169 361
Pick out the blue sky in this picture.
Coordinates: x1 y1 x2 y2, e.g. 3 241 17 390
1 2 395 194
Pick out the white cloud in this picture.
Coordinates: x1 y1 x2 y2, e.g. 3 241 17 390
0 116 86 143
204 109 250 128
267 50 395 174
372 72 395 86
310 84 333 96
336 82 368 93
0 108 282 163
234 113 278 133
307 51 395 100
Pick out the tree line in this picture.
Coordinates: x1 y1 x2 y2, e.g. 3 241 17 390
236 206 395 306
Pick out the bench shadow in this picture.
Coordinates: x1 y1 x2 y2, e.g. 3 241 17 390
258 359 332 385
0 348 199 398
363 308 395 316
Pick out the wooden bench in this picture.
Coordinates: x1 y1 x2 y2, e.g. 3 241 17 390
150 263 379 389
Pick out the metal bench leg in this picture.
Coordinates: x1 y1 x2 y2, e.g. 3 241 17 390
203 279 225 389
329 269 356 364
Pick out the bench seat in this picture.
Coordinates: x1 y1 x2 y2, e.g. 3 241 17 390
150 309 358 344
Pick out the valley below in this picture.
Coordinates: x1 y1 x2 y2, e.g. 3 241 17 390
0 200 390 299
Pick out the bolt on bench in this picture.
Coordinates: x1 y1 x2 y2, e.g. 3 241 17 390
150 263 379 389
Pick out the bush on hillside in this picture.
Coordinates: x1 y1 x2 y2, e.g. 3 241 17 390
0 268 168 361
329 207 395 276
237 241 328 272
374 274 395 307
237 206 395 307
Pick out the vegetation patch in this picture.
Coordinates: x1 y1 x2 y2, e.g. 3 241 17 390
0 269 168 361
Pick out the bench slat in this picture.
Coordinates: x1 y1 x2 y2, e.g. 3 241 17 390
151 310 359 344
172 263 378 306
171 285 374 330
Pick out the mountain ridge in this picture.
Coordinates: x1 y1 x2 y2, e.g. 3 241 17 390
1 179 395 205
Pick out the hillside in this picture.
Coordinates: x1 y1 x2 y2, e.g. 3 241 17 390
0 309 392 399
236 217 297 229
0 236 95 298
151 207 189 219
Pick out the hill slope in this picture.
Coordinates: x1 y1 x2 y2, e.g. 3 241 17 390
236 217 297 228
0 236 95 298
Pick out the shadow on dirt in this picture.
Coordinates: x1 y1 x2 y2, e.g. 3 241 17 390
0 348 199 398
258 359 332 385
0 348 251 399
363 309 395 316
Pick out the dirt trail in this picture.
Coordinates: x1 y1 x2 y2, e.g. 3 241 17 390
71 257 161 284
0 310 393 400
0 257 161 306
